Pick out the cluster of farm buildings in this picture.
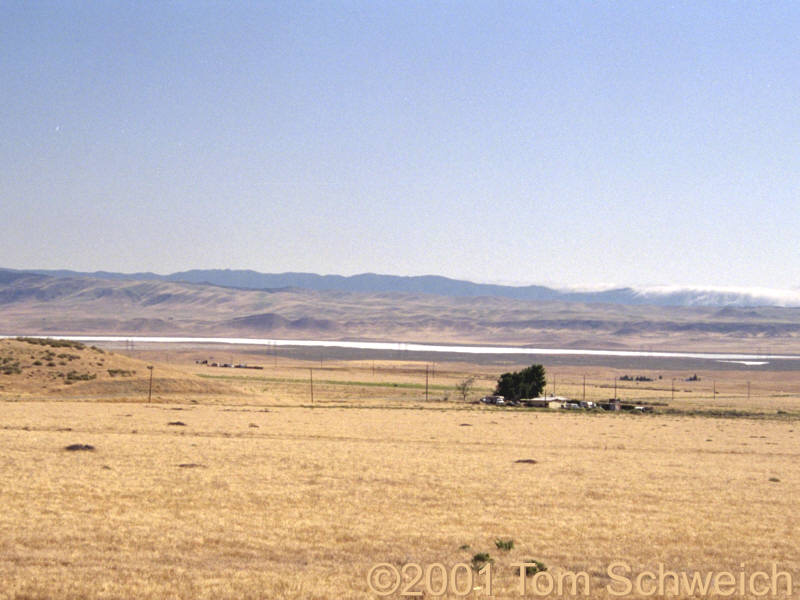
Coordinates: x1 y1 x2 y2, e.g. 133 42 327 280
479 395 655 412
195 359 263 370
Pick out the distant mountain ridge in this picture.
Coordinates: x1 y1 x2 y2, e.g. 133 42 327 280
5 267 800 308
3 268 800 352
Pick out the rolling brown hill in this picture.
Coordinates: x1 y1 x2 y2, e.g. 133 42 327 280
2 271 800 353
0 337 235 400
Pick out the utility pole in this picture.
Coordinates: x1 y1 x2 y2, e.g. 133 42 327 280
582 375 586 403
309 368 314 405
614 376 617 400
425 364 429 402
671 378 675 403
147 365 154 403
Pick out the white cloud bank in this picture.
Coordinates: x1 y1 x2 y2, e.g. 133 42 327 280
632 285 800 307
554 284 800 307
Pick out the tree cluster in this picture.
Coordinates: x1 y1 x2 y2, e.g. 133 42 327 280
493 364 546 401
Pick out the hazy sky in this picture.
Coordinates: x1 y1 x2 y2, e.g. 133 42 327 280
2 1 798 289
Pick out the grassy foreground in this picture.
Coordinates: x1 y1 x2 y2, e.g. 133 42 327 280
1 400 798 599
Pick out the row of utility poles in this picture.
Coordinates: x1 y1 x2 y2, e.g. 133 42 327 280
301 363 753 404
543 373 752 403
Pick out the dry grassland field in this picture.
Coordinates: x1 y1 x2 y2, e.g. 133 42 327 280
1 338 799 599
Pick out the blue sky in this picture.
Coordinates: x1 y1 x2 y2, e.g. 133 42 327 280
1 1 798 289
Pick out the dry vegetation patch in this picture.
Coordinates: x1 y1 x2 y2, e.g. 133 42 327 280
2 347 799 598
1 400 798 599
63 443 95 452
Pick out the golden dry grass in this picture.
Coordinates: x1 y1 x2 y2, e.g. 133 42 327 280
2 344 800 598
1 398 799 599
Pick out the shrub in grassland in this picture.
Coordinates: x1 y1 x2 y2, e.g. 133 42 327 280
495 538 514 551
471 553 493 570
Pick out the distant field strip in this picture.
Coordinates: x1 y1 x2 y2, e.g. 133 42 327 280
197 373 455 391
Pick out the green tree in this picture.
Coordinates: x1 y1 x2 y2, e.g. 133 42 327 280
494 364 546 401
